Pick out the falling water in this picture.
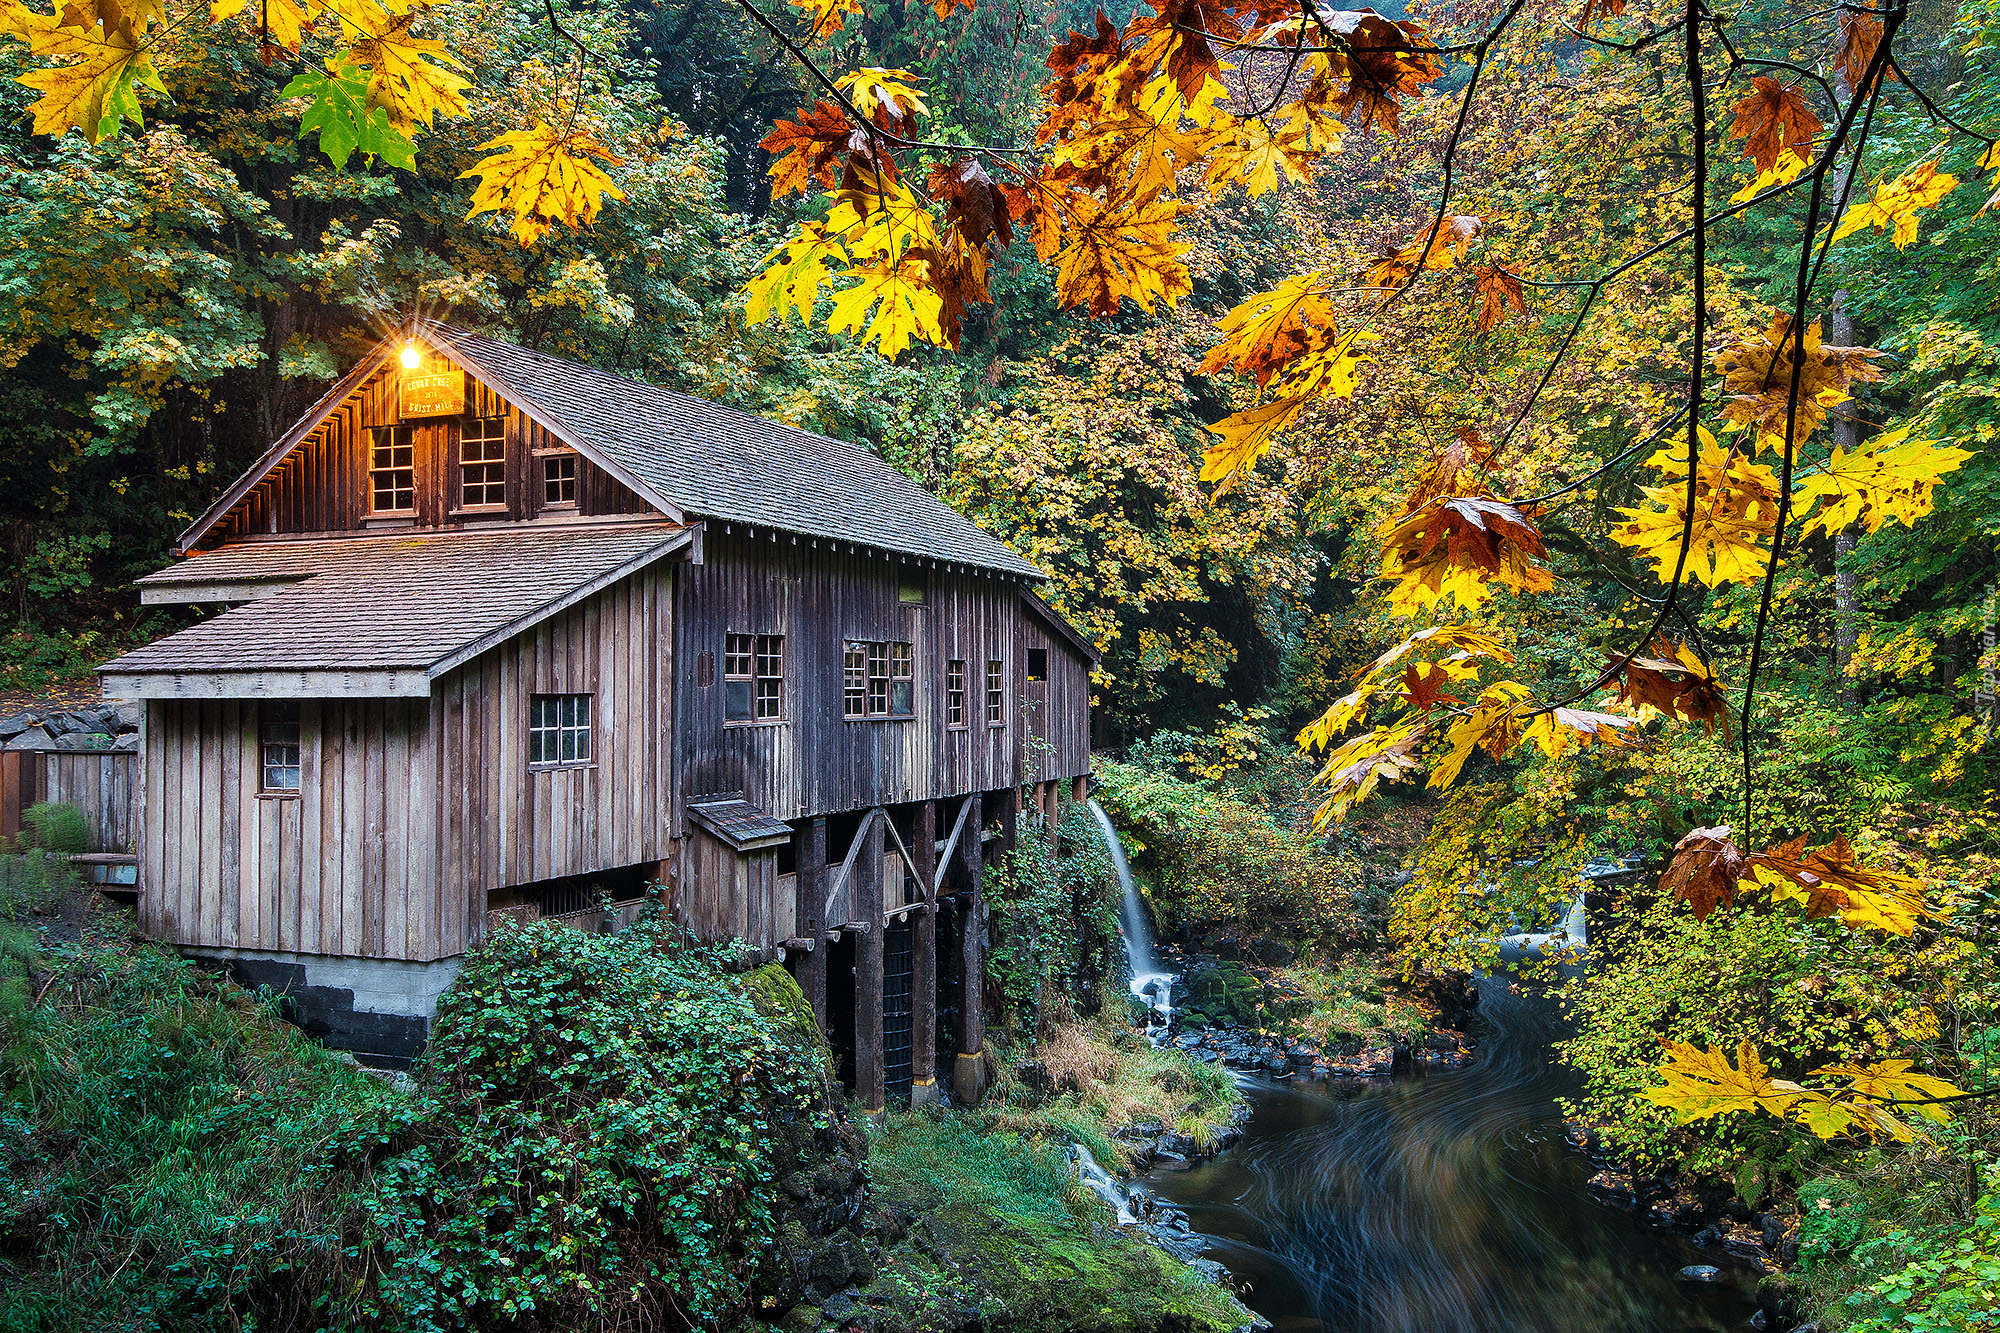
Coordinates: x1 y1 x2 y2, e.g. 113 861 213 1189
1072 1143 1143 1225
1086 798 1174 1021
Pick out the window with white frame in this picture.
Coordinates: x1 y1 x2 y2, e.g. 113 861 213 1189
260 701 301 793
369 426 415 513
725 633 784 722
843 639 913 718
460 415 506 508
985 659 1004 725
528 693 592 766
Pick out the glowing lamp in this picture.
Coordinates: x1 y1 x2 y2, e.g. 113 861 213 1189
400 341 421 369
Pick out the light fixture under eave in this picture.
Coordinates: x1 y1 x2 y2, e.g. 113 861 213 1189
400 341 421 369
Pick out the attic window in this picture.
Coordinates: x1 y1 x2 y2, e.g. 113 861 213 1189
369 426 415 514
459 415 507 509
528 693 592 767
542 451 578 507
898 573 926 605
1027 648 1048 682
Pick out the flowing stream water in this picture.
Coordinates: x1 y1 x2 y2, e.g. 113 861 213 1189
1138 973 1764 1332
1088 797 1174 1021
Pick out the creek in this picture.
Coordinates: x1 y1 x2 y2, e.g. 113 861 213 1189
1138 974 1766 1332
1085 804 1761 1330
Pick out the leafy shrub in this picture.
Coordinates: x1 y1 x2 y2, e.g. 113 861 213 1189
1807 1166 2000 1332
361 911 836 1331
986 803 1123 1038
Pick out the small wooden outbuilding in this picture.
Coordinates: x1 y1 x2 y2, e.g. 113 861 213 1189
100 322 1096 1096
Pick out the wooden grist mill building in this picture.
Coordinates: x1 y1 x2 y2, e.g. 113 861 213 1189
98 321 1095 1104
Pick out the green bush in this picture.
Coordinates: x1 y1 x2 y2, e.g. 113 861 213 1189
986 803 1123 1038
361 911 836 1331
1804 1165 2000 1332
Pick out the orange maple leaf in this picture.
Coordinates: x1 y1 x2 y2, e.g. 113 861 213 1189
1728 76 1821 175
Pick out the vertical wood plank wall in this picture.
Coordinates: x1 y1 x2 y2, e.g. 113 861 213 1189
674 529 1092 830
2 750 137 852
140 698 439 960
431 560 674 943
216 367 650 542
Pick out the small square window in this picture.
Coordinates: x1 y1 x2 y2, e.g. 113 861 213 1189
725 632 784 723
898 574 926 605
542 451 577 506
260 701 301 794
460 416 506 508
529 693 592 766
1027 647 1049 681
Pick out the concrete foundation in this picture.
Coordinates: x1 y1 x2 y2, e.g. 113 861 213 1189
185 947 462 1066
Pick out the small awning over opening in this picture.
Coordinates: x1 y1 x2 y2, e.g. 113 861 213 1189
687 798 792 852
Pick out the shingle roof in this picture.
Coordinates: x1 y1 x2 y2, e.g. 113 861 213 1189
103 525 689 679
687 798 794 851
419 321 1042 579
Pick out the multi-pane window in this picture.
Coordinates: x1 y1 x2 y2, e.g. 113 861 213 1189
460 415 506 508
985 659 1004 725
725 632 784 722
260 701 301 794
528 693 592 766
843 639 914 718
946 659 967 728
369 426 414 513
542 451 577 506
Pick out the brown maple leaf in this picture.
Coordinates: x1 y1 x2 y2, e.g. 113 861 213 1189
1318 10 1443 136
928 157 1012 250
1661 825 1748 918
760 100 854 198
1380 494 1554 604
1576 0 1625 23
1728 76 1822 174
1610 640 1730 737
1130 0 1241 102
1833 9 1897 95
1473 265 1527 332
1400 661 1464 710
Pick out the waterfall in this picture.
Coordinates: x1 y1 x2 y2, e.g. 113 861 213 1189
1086 798 1174 1023
1072 1144 1142 1225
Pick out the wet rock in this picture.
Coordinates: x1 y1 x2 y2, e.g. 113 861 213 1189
5 727 53 751
0 713 33 740
1678 1264 1723 1282
1587 1170 1638 1209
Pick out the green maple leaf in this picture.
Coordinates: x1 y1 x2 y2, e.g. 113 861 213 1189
282 61 416 170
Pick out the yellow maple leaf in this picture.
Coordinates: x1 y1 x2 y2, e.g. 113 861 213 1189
0 0 166 140
340 10 468 130
785 0 862 37
1811 1059 1965 1125
1203 114 1311 197
1797 425 1973 536
461 119 626 245
1199 394 1308 488
1200 269 1338 386
210 0 313 51
827 166 941 265
1426 680 1532 789
1610 434 1781 588
835 67 927 124
1522 707 1635 760
826 261 947 360
1307 720 1426 826
745 222 845 325
1729 147 1810 204
1053 191 1192 317
1641 1040 1807 1125
1832 159 1958 248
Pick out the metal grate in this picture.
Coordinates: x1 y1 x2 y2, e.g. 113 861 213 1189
884 920 914 1102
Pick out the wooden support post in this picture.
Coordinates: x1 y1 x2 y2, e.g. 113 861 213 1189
855 810 886 1116
954 793 987 1106
797 819 828 1025
1072 776 1088 806
911 801 938 1107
